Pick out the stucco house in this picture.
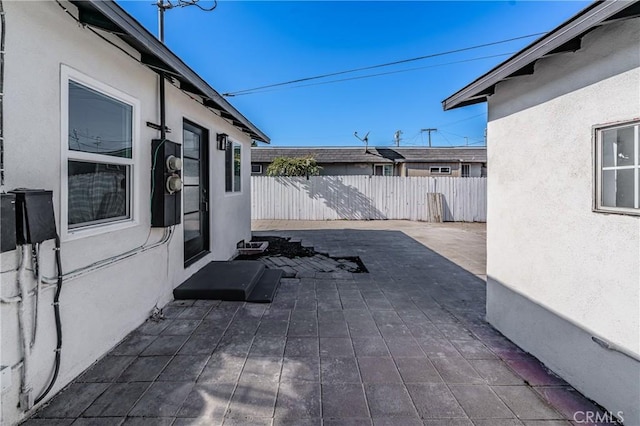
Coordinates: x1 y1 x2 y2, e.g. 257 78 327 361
251 146 487 177
0 1 268 424
443 1 639 424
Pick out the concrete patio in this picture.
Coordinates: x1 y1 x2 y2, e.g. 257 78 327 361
23 221 613 425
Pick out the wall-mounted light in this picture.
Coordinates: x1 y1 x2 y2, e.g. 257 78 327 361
217 133 229 151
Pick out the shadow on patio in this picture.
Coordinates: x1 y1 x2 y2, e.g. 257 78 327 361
25 228 610 425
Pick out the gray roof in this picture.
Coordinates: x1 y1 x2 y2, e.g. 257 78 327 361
443 0 640 110
251 147 486 164
68 0 269 143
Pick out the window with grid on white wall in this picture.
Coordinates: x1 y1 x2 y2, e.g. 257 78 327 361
595 120 639 215
61 67 139 237
225 141 241 192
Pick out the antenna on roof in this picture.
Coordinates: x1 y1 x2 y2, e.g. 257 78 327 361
394 130 403 147
155 0 218 41
354 131 370 153
154 0 217 140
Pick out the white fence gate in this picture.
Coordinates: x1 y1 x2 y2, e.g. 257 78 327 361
251 176 486 222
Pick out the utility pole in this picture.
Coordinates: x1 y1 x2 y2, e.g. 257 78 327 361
464 136 469 146
421 128 437 147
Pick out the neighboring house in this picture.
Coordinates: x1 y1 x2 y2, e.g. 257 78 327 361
0 1 268 424
251 146 487 177
444 1 639 424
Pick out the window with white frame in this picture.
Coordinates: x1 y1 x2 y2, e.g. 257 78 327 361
461 164 470 177
225 141 241 192
595 121 639 214
430 166 451 174
251 164 263 174
374 164 393 176
65 77 136 230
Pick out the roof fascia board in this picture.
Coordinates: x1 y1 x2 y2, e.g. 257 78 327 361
442 1 631 111
76 0 270 143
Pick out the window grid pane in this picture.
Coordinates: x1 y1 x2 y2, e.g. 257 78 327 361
68 81 132 159
68 160 129 227
234 144 241 192
598 122 640 212
225 142 233 192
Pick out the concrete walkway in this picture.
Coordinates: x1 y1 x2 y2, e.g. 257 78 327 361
25 221 610 426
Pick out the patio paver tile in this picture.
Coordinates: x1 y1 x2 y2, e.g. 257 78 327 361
321 383 369 418
128 381 193 417
83 382 150 417
357 357 402 384
393 357 443 383
364 384 418 418
320 356 361 383
116 356 172 382
35 383 110 419
448 384 514 419
273 382 321 419
157 355 209 382
76 356 136 383
493 385 564 420
406 383 466 419
176 382 235 419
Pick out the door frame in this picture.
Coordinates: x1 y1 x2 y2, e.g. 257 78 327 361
183 119 210 266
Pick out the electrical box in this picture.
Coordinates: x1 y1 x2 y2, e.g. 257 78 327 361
1 193 16 252
151 139 182 227
9 189 57 245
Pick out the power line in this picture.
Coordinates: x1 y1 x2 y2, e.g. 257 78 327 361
223 32 545 97
227 52 514 97
433 113 486 129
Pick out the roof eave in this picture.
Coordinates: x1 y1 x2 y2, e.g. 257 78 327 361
442 0 635 111
69 0 270 143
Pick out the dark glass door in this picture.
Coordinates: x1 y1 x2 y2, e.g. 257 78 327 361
183 121 209 265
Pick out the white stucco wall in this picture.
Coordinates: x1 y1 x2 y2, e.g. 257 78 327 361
486 18 640 424
0 2 253 424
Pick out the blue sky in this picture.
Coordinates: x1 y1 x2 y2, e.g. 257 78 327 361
117 1 590 147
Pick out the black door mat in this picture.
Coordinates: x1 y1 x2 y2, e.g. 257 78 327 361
173 260 265 300
247 269 283 303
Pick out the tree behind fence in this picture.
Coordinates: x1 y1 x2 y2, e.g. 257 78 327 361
251 176 487 222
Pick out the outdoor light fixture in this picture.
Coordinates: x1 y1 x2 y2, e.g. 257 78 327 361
217 133 229 150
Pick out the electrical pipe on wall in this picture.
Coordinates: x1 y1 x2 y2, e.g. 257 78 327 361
15 246 33 409
30 243 41 348
34 236 63 405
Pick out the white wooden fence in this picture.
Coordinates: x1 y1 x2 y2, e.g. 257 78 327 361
251 176 487 222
